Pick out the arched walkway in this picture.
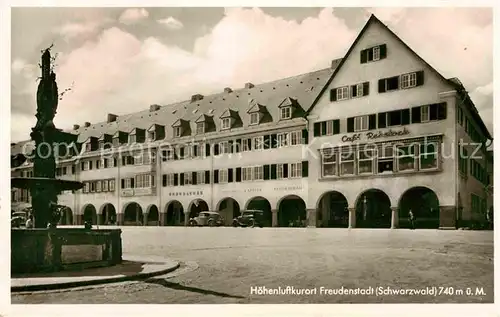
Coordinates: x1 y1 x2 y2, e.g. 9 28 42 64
398 187 440 229
278 195 307 227
146 205 160 226
82 204 97 225
59 206 73 225
316 191 349 228
217 198 240 226
100 203 117 225
164 200 184 226
188 199 209 221
245 196 272 227
355 189 391 228
123 202 143 226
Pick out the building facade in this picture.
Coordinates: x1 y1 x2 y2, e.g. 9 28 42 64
11 15 493 229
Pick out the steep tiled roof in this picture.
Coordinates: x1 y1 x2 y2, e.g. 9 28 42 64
11 66 335 156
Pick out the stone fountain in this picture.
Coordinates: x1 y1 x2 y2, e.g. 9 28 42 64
11 46 122 274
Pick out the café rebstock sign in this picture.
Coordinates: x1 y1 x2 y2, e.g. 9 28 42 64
341 127 410 143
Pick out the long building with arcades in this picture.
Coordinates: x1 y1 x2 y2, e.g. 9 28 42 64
11 15 493 229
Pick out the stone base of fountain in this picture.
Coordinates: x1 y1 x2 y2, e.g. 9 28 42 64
11 228 122 274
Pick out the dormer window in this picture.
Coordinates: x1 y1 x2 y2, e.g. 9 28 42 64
85 143 92 152
174 127 182 137
221 118 231 130
129 134 136 144
196 122 205 134
250 112 260 125
148 131 155 141
280 107 292 120
113 138 120 147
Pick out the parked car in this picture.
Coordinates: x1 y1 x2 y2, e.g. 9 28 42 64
189 211 224 227
11 216 26 228
232 210 265 228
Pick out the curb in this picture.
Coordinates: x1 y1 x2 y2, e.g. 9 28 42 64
11 260 180 293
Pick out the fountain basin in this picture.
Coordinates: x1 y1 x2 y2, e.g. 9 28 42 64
11 228 122 274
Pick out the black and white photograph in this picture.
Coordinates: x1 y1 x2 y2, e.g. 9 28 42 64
2 2 497 316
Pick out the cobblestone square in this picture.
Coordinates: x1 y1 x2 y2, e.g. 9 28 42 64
12 227 493 304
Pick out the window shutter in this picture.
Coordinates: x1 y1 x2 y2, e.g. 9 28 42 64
89 161 93 170
270 134 277 148
320 121 327 136
174 173 179 186
401 109 410 125
228 140 234 153
283 163 289 178
205 171 210 184
236 168 242 182
363 82 370 96
193 145 198 157
333 120 340 134
379 44 387 59
313 122 321 137
368 48 374 61
347 118 354 133
351 85 357 98
179 147 184 159
302 129 309 144
228 168 234 182
330 89 337 102
378 79 386 93
430 103 438 120
437 102 447 120
192 172 197 185
179 173 184 186
72 166 75 174
416 71 424 86
213 170 219 184
131 178 135 188
81 162 85 171
213 143 219 155
205 143 211 156
378 113 387 128
264 135 270 149
411 107 421 123
235 139 241 153
368 114 377 130
162 175 167 187
121 179 125 188
302 161 309 177
360 49 368 64
270 164 277 180
248 138 253 150
263 165 270 180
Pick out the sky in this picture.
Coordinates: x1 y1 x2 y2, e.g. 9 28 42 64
10 7 493 143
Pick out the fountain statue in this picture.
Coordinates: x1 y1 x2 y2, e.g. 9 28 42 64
11 46 122 274
11 46 83 228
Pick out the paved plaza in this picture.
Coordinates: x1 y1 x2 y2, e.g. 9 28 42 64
12 227 493 304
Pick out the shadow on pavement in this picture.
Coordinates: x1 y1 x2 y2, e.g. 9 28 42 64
145 279 245 299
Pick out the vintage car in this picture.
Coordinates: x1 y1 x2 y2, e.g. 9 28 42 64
232 210 265 228
189 211 224 227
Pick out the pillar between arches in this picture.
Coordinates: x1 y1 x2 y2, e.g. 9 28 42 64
271 209 278 227
391 207 399 229
348 207 356 229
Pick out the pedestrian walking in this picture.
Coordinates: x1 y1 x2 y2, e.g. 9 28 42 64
408 209 415 230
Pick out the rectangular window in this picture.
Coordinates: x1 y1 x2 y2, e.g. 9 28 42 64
174 127 182 137
280 107 292 120
250 112 259 125
253 166 264 180
289 163 302 178
340 151 355 176
148 131 155 141
336 86 349 101
219 169 228 183
388 110 402 126
372 46 380 61
129 134 136 144
277 163 285 179
322 149 337 177
113 138 120 147
420 142 438 170
109 179 115 191
184 172 192 185
242 167 253 181
85 143 92 152
253 136 264 150
96 181 102 192
219 141 230 154
358 148 375 174
459 146 468 176
397 144 416 171
102 180 109 192
197 171 205 184
277 133 289 148
290 131 301 145
354 115 369 132
242 138 251 152
401 72 417 89
221 118 231 130
421 105 430 122
196 122 205 134
378 145 394 173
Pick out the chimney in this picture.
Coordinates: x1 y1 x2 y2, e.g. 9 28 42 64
245 82 254 89
10 142 15 146
73 124 80 130
191 94 204 102
224 87 233 93
149 104 161 112
107 113 118 123
84 122 91 127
